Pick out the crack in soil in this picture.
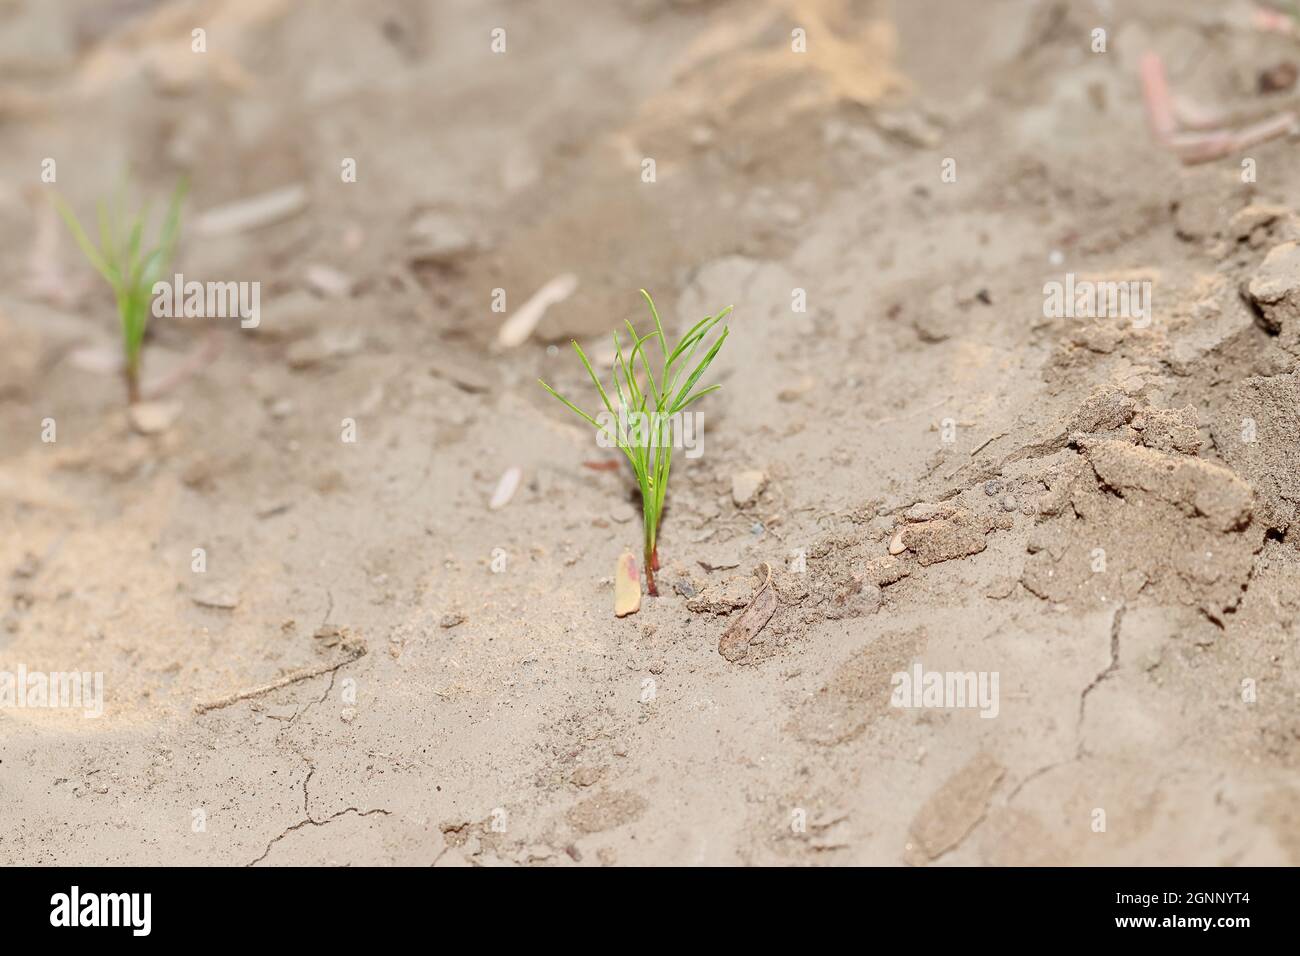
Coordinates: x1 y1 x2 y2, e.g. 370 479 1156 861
1006 758 1074 804
288 670 338 726
245 764 391 866
1076 602 1125 757
245 806 393 866
1008 604 1130 804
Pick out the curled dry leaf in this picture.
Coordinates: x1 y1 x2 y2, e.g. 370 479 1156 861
718 563 777 663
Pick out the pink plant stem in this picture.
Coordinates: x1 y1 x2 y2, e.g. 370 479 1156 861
1140 51 1177 145
142 332 222 401
1172 112 1297 164
1173 97 1234 132
1140 49 1297 165
1254 4 1296 35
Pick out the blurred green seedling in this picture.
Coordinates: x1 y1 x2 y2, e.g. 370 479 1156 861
53 179 187 404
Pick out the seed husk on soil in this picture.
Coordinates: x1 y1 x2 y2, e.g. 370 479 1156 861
615 551 641 618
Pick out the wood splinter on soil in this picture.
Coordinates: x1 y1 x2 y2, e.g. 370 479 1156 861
717 562 777 663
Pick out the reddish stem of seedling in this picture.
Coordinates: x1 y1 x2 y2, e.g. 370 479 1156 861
644 545 658 596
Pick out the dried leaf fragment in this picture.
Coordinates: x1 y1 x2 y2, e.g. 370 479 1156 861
718 564 777 662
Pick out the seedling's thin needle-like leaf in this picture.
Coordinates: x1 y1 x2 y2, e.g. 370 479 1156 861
674 383 722 412
614 330 641 412
571 339 617 418
665 310 729 396
53 197 113 283
638 288 669 355
670 328 729 413
624 321 661 408
538 379 600 429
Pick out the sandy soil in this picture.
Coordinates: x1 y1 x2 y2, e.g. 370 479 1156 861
2 0 1299 866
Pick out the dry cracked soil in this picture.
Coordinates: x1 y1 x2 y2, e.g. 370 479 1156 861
1 0 1299 866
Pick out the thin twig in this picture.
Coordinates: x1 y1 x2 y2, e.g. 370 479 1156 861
970 432 1006 457
141 332 222 401
194 639 366 715
1141 49 1297 164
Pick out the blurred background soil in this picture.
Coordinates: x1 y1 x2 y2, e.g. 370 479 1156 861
1 0 1298 865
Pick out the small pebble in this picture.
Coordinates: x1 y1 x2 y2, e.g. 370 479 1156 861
304 264 352 297
1259 62 1298 94
191 585 239 610
983 479 1002 496
731 470 768 508
12 553 40 579
439 612 466 629
1000 495 1017 512
570 767 602 787
889 531 907 555
129 400 183 435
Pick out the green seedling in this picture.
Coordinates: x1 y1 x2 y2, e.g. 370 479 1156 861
540 290 732 596
53 179 187 404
